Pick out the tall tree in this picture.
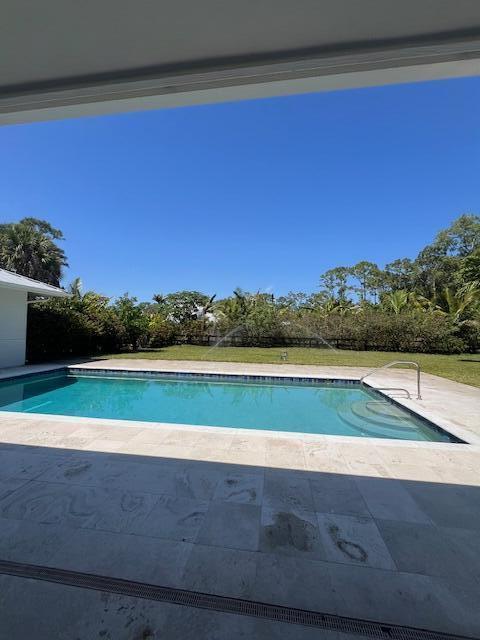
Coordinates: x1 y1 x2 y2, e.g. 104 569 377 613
460 248 480 289
413 214 480 297
383 258 417 292
432 214 480 257
414 246 460 297
349 261 381 302
0 217 68 286
276 291 309 310
319 267 350 300
152 290 210 324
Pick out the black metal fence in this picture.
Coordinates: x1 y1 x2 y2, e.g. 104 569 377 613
169 334 397 351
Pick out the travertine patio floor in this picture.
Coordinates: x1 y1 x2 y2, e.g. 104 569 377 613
0 359 478 639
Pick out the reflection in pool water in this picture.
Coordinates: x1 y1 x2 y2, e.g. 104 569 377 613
0 371 456 442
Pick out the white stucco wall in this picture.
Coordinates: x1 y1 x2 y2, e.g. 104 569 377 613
0 288 28 368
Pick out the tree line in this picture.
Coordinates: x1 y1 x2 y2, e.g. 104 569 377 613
0 214 479 360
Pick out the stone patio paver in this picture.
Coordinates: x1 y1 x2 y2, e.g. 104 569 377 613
402 480 480 529
49 527 193 586
159 602 336 640
441 526 480 586
182 544 258 599
0 575 174 640
213 469 264 505
259 505 325 560
375 519 474 580
309 473 370 517
196 501 261 551
131 494 209 542
252 553 337 614
0 480 106 528
316 513 396 570
85 486 159 534
354 476 432 523
329 563 478 637
0 519 71 564
0 476 30 501
263 468 314 512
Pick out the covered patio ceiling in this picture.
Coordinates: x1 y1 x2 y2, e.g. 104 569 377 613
1 0 480 124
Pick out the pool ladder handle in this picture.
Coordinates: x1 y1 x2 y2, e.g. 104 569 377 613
359 361 422 401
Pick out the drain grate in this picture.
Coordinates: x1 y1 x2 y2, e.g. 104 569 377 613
0 559 473 640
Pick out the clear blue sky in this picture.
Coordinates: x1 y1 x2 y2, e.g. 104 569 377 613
0 76 479 301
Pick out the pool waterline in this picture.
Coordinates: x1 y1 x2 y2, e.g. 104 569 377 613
0 369 460 443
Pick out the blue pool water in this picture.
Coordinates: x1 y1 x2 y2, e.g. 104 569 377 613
0 370 456 442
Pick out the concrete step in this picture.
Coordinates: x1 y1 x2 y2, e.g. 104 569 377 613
350 400 410 427
338 402 420 440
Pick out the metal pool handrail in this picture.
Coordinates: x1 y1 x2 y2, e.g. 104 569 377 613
359 361 422 400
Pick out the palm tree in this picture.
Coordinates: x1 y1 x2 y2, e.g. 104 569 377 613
382 290 409 314
0 218 67 286
409 286 479 323
439 286 479 323
69 277 83 299
408 291 439 313
310 297 358 318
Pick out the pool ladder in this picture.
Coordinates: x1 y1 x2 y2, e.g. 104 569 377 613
359 361 422 400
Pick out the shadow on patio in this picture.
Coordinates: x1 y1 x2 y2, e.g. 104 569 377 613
0 441 478 639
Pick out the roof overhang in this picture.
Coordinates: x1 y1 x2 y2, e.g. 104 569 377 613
0 270 69 298
1 1 480 125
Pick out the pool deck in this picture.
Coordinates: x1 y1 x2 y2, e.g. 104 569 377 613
0 358 479 638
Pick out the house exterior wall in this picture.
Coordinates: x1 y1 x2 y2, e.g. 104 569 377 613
0 288 28 368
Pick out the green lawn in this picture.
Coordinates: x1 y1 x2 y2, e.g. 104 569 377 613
103 345 480 388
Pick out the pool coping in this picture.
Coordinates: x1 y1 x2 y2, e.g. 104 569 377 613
0 363 472 447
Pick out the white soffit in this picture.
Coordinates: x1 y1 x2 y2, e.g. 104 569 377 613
1 0 480 124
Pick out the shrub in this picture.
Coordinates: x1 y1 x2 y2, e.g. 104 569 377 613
147 314 179 347
455 320 480 353
111 294 149 350
299 309 467 353
26 293 126 362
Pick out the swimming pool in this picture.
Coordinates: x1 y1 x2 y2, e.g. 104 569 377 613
0 369 458 442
